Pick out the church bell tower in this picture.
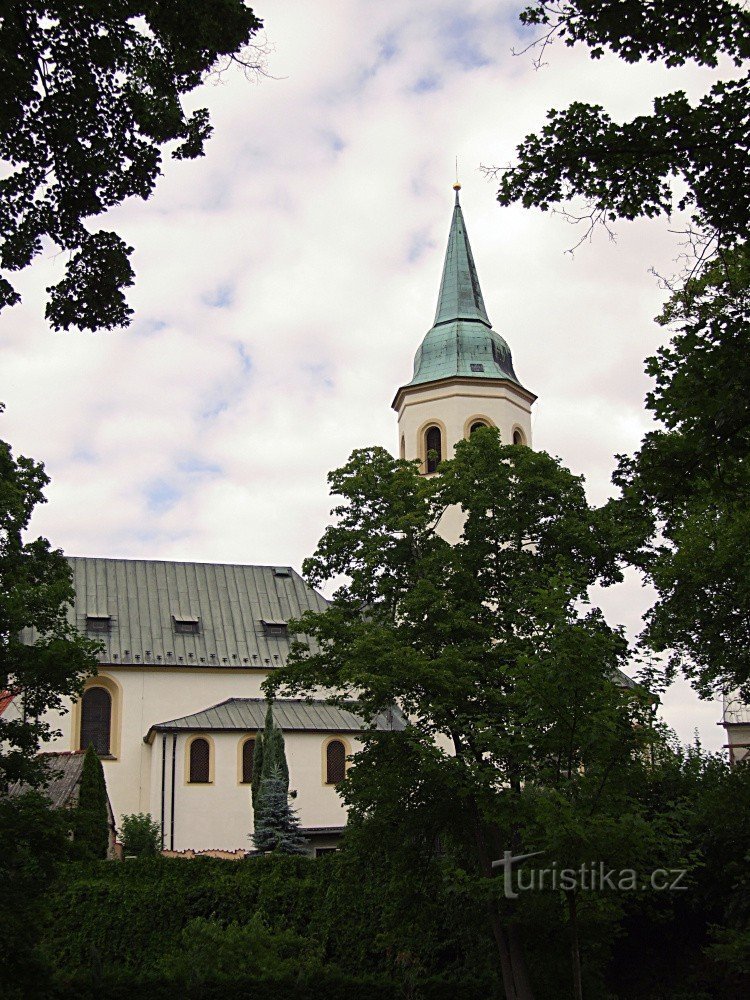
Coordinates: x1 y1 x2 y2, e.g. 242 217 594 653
392 185 536 538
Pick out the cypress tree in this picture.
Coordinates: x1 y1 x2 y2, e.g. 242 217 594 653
73 745 109 860
251 702 306 854
252 769 307 855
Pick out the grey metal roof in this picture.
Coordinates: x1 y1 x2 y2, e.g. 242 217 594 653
145 698 407 742
22 557 329 669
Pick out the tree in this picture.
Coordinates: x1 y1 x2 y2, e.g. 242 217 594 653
613 245 750 698
251 701 305 854
72 744 110 860
0 410 100 790
0 1 264 331
269 431 657 1000
492 3 750 705
0 791 70 1000
120 811 161 857
252 772 308 855
493 1 748 252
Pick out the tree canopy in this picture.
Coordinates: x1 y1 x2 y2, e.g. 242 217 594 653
270 431 662 999
0 410 99 789
497 2 750 706
0 1 263 331
614 244 750 697
495 1 748 250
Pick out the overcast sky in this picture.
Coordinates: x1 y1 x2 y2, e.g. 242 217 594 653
1 1 729 749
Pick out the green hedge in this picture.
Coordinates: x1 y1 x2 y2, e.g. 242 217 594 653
50 974 495 1000
44 855 501 999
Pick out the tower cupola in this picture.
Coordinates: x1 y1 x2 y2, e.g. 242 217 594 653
392 187 537 533
406 187 523 390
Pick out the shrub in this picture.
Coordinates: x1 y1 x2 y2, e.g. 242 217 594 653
120 813 161 857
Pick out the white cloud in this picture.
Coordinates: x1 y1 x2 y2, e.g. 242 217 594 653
0 0 725 747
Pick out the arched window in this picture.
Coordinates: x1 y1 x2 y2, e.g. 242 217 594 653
189 737 210 783
470 421 488 435
424 426 442 474
326 739 346 785
513 429 525 446
400 436 406 460
80 687 112 755
241 738 255 784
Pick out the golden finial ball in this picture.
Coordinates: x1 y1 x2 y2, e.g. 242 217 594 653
453 182 461 190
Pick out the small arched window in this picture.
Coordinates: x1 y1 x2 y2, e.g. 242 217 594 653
241 738 255 784
189 738 210 783
80 687 112 755
400 436 406 460
470 421 488 435
326 740 346 785
424 426 442 474
513 429 525 446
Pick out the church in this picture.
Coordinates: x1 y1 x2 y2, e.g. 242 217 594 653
33 186 736 855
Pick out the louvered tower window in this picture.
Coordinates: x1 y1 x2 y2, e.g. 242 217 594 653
424 426 442 474
189 738 210 783
326 740 346 785
470 421 488 435
80 687 112 755
513 429 525 445
242 738 255 784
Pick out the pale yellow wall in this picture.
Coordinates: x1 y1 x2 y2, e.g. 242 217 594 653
395 378 534 543
40 666 270 825
40 667 358 851
149 729 357 853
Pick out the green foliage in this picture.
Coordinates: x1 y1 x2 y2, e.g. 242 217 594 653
267 432 661 996
252 702 305 853
43 854 495 998
72 745 110 861
120 812 161 857
252 775 307 854
614 245 750 697
150 913 319 984
0 411 100 789
499 1 748 248
0 2 264 330
0 791 69 1000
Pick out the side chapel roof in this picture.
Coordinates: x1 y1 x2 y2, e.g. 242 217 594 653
145 698 408 742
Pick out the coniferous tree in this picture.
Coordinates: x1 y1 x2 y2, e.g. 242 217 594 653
252 770 307 855
251 702 305 854
73 745 109 861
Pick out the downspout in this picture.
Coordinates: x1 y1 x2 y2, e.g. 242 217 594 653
170 734 177 851
160 734 166 849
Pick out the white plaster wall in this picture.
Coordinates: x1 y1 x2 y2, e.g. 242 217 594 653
40 668 357 851
396 379 533 466
727 725 750 764
395 379 534 543
41 666 269 825
150 729 356 853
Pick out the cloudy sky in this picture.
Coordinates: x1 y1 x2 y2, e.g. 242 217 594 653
1 1 729 748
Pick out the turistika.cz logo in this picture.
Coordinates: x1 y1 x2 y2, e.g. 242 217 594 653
492 852 688 900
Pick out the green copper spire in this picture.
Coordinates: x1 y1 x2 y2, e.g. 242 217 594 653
403 186 524 391
433 186 491 328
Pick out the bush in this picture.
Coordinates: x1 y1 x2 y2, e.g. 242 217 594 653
120 813 161 857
